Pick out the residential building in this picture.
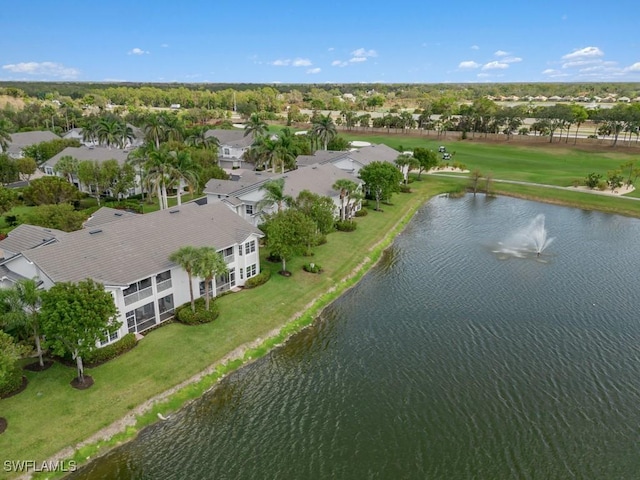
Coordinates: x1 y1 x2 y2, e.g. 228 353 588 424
3 131 61 159
205 129 255 168
295 143 399 177
204 163 363 226
0 202 263 345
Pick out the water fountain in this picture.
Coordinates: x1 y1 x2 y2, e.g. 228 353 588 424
494 214 554 259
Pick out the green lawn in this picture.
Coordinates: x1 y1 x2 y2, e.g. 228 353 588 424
3 133 640 475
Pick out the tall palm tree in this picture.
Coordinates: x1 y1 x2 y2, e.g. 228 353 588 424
311 114 337 150
332 178 358 221
186 127 219 152
97 116 121 148
193 247 228 311
169 246 199 312
0 278 45 367
143 115 166 149
244 113 268 139
117 122 135 149
170 150 200 205
82 118 100 146
143 147 177 210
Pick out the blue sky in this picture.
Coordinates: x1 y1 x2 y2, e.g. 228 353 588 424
1 0 639 84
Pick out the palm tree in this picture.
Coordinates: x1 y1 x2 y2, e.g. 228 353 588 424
186 127 219 152
82 118 100 146
143 115 166 149
117 122 135 149
244 113 268 139
0 278 45 367
170 150 200 205
332 178 358 221
143 147 177 210
193 247 228 311
97 116 121 148
311 114 337 150
258 177 290 213
169 246 199 312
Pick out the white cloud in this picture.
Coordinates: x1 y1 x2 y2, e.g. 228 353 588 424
482 61 508 70
128 47 149 55
2 61 79 79
349 57 367 63
458 61 480 69
494 50 509 57
271 59 290 66
471 45 480 50
562 46 603 60
307 67 321 74
328 47 334 51
502 56 522 64
292 58 312 67
161 43 169 48
351 48 377 58
562 59 601 69
476 73 491 78
331 60 345 67
626 62 640 71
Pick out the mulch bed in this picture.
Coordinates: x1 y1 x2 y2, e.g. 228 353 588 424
278 270 292 277
23 359 54 372
70 375 94 390
0 418 7 434
0 376 28 399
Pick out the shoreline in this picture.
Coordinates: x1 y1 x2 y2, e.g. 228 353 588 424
27 191 427 479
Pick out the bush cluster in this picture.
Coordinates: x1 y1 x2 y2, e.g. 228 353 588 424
354 209 368 217
84 333 137 366
244 269 271 289
0 365 22 398
303 263 322 274
336 220 357 232
176 297 219 325
400 184 412 193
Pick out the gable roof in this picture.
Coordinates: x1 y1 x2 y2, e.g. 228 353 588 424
23 202 263 285
6 131 61 156
204 170 278 196
205 129 254 149
282 163 361 198
295 144 399 169
82 207 138 229
296 150 347 167
45 146 131 168
0 224 67 258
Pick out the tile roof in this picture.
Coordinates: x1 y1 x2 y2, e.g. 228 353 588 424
6 131 61 156
281 164 361 198
23 202 263 285
204 129 254 149
296 150 347 167
204 170 278 196
82 207 138 229
45 146 131 168
0 224 67 258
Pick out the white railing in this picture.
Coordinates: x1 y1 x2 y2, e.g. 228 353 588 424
124 286 153 306
156 278 172 292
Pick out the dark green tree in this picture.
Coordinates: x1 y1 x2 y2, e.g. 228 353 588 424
40 279 119 385
412 148 439 180
263 209 317 274
359 161 404 211
23 176 79 205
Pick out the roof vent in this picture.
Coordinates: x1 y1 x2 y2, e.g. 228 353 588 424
89 229 102 235
169 209 179 214
114 212 123 217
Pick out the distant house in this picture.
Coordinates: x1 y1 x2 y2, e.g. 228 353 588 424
170 104 181 109
41 146 142 197
0 202 264 344
3 131 61 159
295 143 399 177
62 124 144 149
618 97 631 103
205 129 255 168
204 163 363 226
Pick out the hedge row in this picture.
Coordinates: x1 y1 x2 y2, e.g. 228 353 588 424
176 297 219 325
336 220 357 232
244 270 271 289
84 333 137 366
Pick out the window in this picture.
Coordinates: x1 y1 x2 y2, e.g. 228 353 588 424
223 148 230 156
245 204 254 215
220 246 234 263
45 166 54 175
199 280 213 296
245 240 256 255
240 267 244 279
247 264 257 278
126 302 156 333
123 278 153 306
100 329 119 346
158 294 175 322
155 270 172 292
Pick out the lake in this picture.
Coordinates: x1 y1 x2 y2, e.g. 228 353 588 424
71 195 640 479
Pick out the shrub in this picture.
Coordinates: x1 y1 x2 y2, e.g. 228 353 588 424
84 333 137 366
176 297 219 325
244 269 271 289
303 262 322 274
0 364 22 398
336 220 357 232
399 184 411 193
354 209 368 217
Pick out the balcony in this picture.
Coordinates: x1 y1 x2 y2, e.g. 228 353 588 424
124 286 153 306
156 278 172 292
